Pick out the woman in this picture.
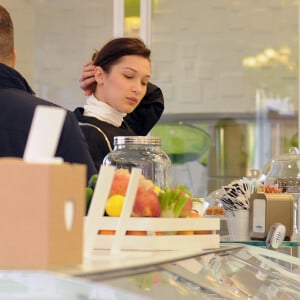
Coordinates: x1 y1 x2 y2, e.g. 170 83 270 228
74 37 164 170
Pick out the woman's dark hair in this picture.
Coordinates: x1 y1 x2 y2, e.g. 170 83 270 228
92 37 151 72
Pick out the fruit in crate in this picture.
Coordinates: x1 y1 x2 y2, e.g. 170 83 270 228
158 185 193 217
86 170 194 218
131 187 161 217
85 174 99 213
91 168 159 217
108 169 160 217
178 187 193 217
105 194 125 217
88 174 98 190
85 186 94 214
109 169 130 196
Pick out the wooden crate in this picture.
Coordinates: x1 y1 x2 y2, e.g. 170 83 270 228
94 216 220 251
84 166 220 254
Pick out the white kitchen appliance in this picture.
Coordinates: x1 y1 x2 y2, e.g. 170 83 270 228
249 193 294 240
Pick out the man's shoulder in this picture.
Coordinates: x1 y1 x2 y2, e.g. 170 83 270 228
1 88 55 105
0 88 61 113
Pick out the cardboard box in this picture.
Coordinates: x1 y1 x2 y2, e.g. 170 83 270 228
0 158 86 269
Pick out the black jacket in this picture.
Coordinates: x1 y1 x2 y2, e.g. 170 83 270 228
74 82 164 170
0 63 97 180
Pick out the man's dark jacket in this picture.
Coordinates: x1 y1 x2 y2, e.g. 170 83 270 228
0 63 97 179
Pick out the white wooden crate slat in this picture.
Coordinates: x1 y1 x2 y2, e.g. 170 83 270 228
98 216 220 231
95 233 220 251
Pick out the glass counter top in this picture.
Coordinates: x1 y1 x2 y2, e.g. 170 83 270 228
78 244 300 299
1 244 300 299
221 236 300 247
0 270 151 300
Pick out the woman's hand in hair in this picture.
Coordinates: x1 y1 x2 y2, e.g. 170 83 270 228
79 60 96 96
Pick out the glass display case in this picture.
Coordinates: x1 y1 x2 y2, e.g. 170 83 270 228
77 245 300 299
2 244 300 299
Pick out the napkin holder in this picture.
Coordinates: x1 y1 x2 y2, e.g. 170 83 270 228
249 193 294 240
0 158 86 269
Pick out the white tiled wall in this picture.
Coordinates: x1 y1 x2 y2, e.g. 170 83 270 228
151 0 298 114
2 0 113 110
2 0 298 115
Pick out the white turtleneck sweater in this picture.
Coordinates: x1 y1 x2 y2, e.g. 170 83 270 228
83 94 127 127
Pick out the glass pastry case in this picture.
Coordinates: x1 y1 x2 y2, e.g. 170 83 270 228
2 244 300 299
76 245 300 299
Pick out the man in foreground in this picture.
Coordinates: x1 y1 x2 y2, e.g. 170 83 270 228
0 5 97 179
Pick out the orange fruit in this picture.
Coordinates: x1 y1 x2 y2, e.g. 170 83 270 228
155 231 164 235
126 230 147 235
195 230 212 235
98 230 116 235
188 211 202 218
176 231 194 235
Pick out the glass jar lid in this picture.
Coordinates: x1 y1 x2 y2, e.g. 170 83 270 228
113 136 161 146
264 147 300 181
270 147 300 161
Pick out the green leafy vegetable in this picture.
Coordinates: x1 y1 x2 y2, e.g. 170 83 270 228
159 185 192 217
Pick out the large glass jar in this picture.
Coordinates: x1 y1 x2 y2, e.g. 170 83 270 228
264 147 300 192
263 147 300 239
103 136 172 189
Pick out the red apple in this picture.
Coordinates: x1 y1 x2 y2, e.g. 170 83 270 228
108 169 160 217
109 169 130 196
132 187 161 217
139 175 155 190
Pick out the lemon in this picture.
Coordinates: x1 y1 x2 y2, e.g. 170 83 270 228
154 185 161 195
105 194 125 217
